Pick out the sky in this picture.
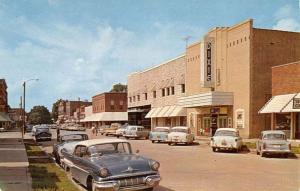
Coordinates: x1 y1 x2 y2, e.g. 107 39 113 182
0 0 300 111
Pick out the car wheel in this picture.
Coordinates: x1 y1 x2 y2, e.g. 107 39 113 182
168 143 171 146
86 176 93 191
260 151 265 157
212 147 216 152
117 136 119 138
256 150 260 155
152 140 155 143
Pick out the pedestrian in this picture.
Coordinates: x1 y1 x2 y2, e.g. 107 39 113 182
91 125 95 136
57 126 60 141
95 126 98 136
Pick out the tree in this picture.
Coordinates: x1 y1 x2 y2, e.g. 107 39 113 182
110 83 127 93
28 105 52 125
51 99 62 122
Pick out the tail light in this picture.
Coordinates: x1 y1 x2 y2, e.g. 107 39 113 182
263 143 266 149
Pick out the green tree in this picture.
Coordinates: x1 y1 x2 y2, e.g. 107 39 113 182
110 83 127 93
28 105 52 124
51 99 62 122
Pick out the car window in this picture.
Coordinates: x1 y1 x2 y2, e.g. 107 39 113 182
263 133 285 140
74 146 82 157
154 128 169 132
129 126 136 131
215 130 237 137
171 128 187 133
89 143 131 156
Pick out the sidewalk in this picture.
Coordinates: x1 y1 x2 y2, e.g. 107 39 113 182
0 131 32 191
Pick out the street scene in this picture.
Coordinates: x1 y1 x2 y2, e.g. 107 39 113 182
1 0 300 191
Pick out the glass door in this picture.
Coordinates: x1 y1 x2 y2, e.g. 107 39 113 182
218 116 228 128
202 117 211 135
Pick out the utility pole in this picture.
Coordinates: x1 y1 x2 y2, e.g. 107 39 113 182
23 82 25 137
78 97 81 124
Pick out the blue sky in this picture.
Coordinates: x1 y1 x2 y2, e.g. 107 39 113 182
0 0 299 111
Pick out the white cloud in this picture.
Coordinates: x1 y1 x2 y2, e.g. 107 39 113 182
273 3 300 32
0 14 203 110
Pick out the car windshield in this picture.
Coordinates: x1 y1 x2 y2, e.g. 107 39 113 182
36 128 49 132
61 134 88 142
88 142 132 156
263 133 285 140
129 126 137 130
171 128 187 133
154 128 169 132
215 130 237 137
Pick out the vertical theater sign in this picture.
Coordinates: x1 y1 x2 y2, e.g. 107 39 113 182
200 36 215 88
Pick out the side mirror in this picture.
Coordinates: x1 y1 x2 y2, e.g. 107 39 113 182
135 149 140 154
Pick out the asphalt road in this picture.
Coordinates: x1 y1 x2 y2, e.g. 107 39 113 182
36 129 300 191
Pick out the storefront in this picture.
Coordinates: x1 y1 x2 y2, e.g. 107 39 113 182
127 106 151 129
259 93 300 139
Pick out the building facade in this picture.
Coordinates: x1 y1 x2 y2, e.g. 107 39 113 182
178 19 300 138
0 79 12 128
8 108 24 128
127 55 187 130
58 100 91 123
260 61 300 139
81 92 128 128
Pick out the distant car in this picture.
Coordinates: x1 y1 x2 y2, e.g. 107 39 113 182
123 125 150 139
149 127 170 143
256 130 292 158
104 123 121 136
210 128 243 152
61 139 161 191
167 126 194 145
35 126 52 141
52 132 88 164
115 123 129 138
99 125 110 135
0 127 5 132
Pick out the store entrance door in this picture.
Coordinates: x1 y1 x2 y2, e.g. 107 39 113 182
218 116 228 129
295 113 300 139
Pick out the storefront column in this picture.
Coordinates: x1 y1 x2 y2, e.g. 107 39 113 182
290 113 295 139
271 113 276 130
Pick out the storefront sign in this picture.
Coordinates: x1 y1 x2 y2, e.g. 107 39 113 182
200 36 215 88
293 98 300 109
210 107 220 114
235 109 244 129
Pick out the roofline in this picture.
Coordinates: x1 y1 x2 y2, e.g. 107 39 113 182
272 60 300 69
128 54 185 76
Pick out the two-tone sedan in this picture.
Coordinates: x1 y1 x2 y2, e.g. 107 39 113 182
52 132 89 164
167 126 194 145
210 128 243 152
149 127 170 143
256 130 292 158
61 139 161 191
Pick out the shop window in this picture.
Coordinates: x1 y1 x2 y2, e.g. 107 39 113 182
171 86 175 95
165 118 171 127
181 84 185 93
275 114 291 130
162 89 165 97
153 91 156 98
166 87 170 96
144 93 147 100
180 116 187 126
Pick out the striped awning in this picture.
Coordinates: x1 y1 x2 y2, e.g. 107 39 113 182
81 112 128 122
145 106 186 118
0 112 12 122
259 93 297 113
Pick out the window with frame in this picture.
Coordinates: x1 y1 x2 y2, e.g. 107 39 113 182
144 93 147 100
153 91 156 98
166 87 170 96
133 96 136 102
129 97 132 103
181 84 185 93
137 95 140 101
162 89 165 97
171 86 175 95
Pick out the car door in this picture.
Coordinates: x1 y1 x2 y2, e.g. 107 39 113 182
71 145 85 181
76 146 91 185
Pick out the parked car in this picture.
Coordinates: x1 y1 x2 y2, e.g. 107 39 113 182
167 126 194 145
123 125 150 139
256 130 292 157
25 124 33 133
0 127 5 132
104 123 121 136
99 125 110 135
61 139 161 191
149 127 170 143
210 128 243 152
115 123 129 138
52 132 88 164
35 126 52 141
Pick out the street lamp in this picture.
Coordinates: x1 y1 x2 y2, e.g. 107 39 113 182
22 78 39 138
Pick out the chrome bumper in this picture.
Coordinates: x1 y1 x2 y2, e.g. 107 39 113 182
262 149 291 154
93 175 161 191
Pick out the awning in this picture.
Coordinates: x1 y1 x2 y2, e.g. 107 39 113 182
145 106 186 118
81 112 128 122
0 112 13 122
259 94 296 114
281 93 300 112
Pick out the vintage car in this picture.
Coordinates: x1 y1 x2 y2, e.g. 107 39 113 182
61 139 161 191
104 123 121 136
167 126 194 145
210 128 243 152
52 132 89 164
99 125 110 135
115 123 129 138
35 126 52 141
256 130 292 157
123 126 150 139
149 127 170 143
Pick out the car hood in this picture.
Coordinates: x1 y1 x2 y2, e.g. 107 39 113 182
90 153 153 176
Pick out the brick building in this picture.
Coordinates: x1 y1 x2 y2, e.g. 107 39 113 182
8 108 24 128
0 79 12 129
81 92 128 128
127 55 187 129
260 61 300 139
57 100 91 123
